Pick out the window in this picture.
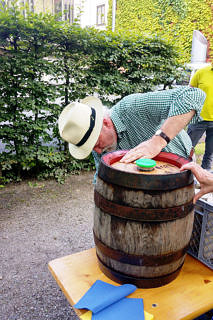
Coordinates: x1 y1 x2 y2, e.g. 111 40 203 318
27 0 34 12
0 0 33 12
1 0 10 7
54 0 74 24
96 4 105 26
19 0 34 16
54 0 62 19
0 0 6 7
64 0 74 23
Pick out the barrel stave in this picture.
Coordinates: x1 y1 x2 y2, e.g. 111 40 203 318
95 176 194 209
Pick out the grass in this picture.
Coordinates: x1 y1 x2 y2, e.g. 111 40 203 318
194 142 205 165
195 142 205 156
194 142 213 171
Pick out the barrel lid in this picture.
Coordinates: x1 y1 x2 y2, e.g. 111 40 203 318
98 150 194 191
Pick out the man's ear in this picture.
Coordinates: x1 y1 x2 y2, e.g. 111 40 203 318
103 117 113 128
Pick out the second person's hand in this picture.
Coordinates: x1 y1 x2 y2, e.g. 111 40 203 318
180 162 213 203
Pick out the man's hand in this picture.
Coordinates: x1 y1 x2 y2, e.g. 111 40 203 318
120 136 166 163
180 162 213 203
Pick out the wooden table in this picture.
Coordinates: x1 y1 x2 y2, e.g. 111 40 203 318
48 248 213 320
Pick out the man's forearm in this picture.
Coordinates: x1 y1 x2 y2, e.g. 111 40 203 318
160 110 195 141
120 110 196 163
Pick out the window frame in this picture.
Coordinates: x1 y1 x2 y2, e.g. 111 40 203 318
96 4 105 26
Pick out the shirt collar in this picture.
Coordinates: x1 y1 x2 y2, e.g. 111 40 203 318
111 109 127 134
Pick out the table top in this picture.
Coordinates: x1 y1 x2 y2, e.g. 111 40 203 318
48 248 213 320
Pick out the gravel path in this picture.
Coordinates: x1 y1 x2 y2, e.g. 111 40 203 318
0 171 95 320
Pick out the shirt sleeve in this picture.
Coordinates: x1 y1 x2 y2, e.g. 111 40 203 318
168 86 206 124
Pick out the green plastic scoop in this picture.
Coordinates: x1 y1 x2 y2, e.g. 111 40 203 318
135 158 157 171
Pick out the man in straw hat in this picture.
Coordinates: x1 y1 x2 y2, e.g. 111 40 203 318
58 86 206 181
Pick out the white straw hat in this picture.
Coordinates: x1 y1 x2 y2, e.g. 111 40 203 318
58 96 103 159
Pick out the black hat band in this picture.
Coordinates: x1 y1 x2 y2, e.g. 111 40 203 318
76 107 96 147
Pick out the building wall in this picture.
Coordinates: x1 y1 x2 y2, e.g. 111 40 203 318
76 0 109 30
34 0 109 29
4 0 109 30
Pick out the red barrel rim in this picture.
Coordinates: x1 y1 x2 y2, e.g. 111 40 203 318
98 151 193 191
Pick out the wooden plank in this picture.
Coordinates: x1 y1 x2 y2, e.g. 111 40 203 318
48 248 213 320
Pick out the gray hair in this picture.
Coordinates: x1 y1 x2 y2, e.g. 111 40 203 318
103 105 112 118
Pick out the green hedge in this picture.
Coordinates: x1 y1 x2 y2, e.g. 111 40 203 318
108 0 213 63
0 1 184 183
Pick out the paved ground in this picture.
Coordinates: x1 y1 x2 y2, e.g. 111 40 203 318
0 171 95 320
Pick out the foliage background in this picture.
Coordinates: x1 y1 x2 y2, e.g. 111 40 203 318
108 0 213 64
0 1 190 184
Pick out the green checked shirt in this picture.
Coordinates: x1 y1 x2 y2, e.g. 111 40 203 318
92 86 206 181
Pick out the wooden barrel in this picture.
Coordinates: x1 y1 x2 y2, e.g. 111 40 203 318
93 150 195 288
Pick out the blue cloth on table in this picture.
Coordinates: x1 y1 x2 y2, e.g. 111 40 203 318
74 280 144 320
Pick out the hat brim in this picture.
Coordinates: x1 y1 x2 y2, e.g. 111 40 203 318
68 96 104 159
